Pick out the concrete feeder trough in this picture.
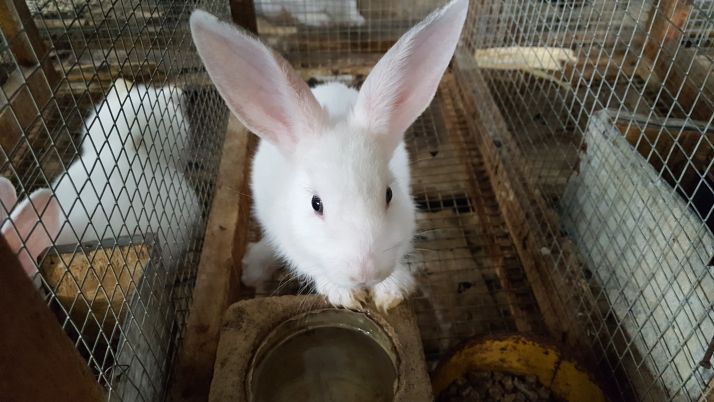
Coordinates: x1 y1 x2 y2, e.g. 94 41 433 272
210 295 432 402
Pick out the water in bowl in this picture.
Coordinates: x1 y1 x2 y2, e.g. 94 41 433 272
251 326 397 402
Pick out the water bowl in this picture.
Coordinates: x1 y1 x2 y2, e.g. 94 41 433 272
249 309 397 402
209 295 431 402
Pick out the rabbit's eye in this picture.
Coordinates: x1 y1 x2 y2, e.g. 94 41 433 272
386 186 393 205
312 195 323 215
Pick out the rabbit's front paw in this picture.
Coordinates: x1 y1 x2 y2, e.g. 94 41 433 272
371 265 415 312
316 281 366 309
241 240 279 287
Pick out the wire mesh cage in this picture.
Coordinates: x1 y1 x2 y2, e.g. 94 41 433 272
0 0 712 401
0 0 229 400
250 0 713 401
457 0 713 400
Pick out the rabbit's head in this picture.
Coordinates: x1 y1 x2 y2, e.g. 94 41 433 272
190 0 467 288
0 177 61 278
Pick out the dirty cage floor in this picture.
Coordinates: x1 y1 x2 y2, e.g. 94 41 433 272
241 71 548 368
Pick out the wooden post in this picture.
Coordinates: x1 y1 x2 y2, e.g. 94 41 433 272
0 0 60 85
644 0 712 122
0 237 105 402
646 0 693 51
0 0 63 167
169 116 256 402
231 0 258 34
451 53 593 358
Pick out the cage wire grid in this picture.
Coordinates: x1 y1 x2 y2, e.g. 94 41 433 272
0 0 229 400
253 3 711 401
457 0 714 401
252 0 714 400
243 72 549 369
0 0 713 401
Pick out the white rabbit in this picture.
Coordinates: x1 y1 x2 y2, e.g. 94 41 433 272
80 78 190 168
52 78 200 266
190 0 468 310
0 176 60 281
256 0 365 27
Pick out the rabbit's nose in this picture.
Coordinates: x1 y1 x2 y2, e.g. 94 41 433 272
350 255 386 286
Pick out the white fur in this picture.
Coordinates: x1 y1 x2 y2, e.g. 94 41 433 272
256 0 365 27
190 0 468 310
80 78 190 167
52 79 200 265
310 82 359 124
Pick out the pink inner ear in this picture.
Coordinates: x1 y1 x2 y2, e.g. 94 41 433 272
190 10 325 153
352 0 468 150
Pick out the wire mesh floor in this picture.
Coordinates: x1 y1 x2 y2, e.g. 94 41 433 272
240 70 548 369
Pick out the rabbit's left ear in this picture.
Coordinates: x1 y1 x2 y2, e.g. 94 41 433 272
352 0 468 152
190 10 326 155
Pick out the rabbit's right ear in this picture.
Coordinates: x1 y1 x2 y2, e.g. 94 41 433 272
0 176 17 221
190 10 326 153
1 189 60 277
352 0 467 153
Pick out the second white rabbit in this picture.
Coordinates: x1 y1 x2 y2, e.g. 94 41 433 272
53 79 201 266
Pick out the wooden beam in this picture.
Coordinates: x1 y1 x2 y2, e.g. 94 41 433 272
0 236 105 402
168 116 255 402
231 0 258 34
644 0 713 121
0 0 60 84
646 0 693 53
439 77 533 333
452 52 593 358
0 0 64 170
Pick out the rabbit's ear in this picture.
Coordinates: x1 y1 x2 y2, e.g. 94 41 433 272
2 189 60 277
352 0 468 152
0 176 17 221
111 78 133 99
190 10 326 153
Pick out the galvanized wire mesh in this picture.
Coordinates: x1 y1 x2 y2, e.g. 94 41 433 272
255 0 438 63
2 0 711 401
242 71 549 370
0 0 229 400
251 0 713 400
459 0 714 400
